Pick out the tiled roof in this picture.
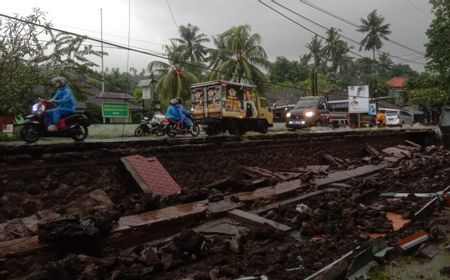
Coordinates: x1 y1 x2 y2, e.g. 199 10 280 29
386 77 408 88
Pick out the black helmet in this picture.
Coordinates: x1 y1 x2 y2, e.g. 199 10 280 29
176 97 183 104
51 77 67 86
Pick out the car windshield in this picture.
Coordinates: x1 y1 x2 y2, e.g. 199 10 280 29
294 99 318 109
385 111 398 116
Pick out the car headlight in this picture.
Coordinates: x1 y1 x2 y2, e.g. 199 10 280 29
286 112 291 118
305 111 315 117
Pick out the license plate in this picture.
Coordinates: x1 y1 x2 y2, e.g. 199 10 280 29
295 121 302 125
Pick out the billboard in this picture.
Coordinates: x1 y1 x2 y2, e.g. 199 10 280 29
348 85 369 113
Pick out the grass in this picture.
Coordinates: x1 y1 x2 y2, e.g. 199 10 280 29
0 133 17 142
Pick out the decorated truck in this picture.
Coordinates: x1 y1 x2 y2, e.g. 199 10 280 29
190 81 273 135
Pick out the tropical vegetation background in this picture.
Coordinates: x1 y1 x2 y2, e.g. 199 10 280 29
1 2 449 117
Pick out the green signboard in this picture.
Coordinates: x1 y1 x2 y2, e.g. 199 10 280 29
102 102 129 117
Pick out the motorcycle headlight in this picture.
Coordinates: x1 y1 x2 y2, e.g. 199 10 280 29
305 111 315 117
32 103 39 113
286 112 291 118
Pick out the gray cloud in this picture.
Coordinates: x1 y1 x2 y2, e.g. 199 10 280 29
2 0 432 72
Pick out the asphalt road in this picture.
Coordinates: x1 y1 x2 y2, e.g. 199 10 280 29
1 123 437 146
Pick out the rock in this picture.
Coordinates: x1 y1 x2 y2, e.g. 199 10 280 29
228 234 243 253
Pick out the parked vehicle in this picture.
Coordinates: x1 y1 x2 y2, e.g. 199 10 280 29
162 115 201 138
134 114 165 137
285 96 348 129
385 110 414 127
190 81 273 136
20 99 90 143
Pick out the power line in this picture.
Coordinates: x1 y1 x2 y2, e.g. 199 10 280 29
297 0 427 57
0 12 311 92
166 0 179 31
259 0 365 60
270 0 426 65
405 0 432 20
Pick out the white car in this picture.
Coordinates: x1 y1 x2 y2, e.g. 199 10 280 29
385 110 414 127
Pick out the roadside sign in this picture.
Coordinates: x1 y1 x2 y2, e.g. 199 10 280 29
348 85 369 113
369 103 377 116
102 102 129 117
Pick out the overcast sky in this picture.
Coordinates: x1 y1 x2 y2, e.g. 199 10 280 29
1 0 433 73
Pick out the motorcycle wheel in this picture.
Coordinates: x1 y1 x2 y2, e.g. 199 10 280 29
21 124 40 143
155 127 165 136
135 127 144 137
190 124 201 137
71 125 88 141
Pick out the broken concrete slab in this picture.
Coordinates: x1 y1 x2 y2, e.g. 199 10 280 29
227 209 292 233
305 165 329 175
382 147 411 159
121 155 181 197
237 179 301 202
398 230 429 251
315 164 387 187
207 200 241 215
365 144 380 156
405 139 422 148
195 218 249 236
419 243 441 259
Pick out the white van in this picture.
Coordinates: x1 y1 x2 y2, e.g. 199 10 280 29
385 109 414 127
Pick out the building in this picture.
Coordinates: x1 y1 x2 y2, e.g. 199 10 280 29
386 77 408 104
76 84 142 123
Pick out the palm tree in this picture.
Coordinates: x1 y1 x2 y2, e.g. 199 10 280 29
323 28 353 83
171 23 210 64
306 35 326 95
209 25 270 91
148 43 198 108
357 10 391 61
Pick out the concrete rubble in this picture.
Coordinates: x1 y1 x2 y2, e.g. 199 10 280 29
0 134 449 279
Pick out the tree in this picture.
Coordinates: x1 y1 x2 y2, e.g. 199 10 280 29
209 25 270 91
323 28 353 83
0 9 102 115
171 23 210 65
406 73 447 123
148 43 198 108
305 35 326 95
269 56 308 84
357 10 391 61
425 0 450 87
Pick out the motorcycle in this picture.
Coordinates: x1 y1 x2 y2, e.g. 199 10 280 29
20 99 91 143
134 114 165 137
162 115 200 138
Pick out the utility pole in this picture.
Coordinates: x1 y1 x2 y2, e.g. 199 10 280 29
100 8 105 93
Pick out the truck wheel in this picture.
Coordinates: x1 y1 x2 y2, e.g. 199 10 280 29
259 121 268 134
205 126 218 136
228 121 242 136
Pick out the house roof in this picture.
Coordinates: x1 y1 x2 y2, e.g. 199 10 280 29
76 84 142 111
377 99 400 110
386 77 408 88
137 79 156 87
99 92 134 100
326 91 348 101
265 89 304 106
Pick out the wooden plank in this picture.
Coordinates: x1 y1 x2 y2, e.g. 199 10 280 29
315 164 387 187
228 209 292 232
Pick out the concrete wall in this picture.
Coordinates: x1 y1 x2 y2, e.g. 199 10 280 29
88 124 136 138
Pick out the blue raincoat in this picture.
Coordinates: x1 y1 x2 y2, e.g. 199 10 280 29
47 85 77 125
165 104 181 121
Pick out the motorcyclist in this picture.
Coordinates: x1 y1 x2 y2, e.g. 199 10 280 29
165 99 182 126
176 97 193 130
46 77 77 131
376 110 386 126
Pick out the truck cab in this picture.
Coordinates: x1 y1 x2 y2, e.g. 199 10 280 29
191 81 273 135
